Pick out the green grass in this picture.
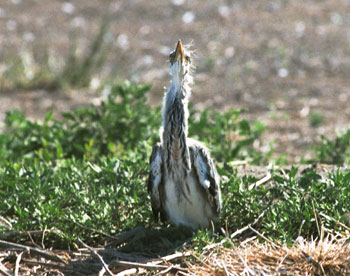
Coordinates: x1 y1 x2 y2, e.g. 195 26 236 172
314 130 350 165
189 109 268 164
0 82 350 251
222 166 350 243
308 110 324 128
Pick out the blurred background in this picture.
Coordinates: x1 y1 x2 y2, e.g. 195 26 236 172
0 0 349 162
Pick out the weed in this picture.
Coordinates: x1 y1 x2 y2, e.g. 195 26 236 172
314 130 350 164
204 57 215 71
308 111 324 128
189 109 268 164
0 82 159 247
0 18 110 92
1 81 159 163
221 166 350 244
0 49 59 91
60 17 110 89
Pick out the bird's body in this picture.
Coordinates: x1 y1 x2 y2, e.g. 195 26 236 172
148 41 222 229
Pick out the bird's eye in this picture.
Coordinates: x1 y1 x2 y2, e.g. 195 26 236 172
185 55 191 62
169 51 175 62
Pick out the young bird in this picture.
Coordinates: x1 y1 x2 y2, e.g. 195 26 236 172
148 40 222 229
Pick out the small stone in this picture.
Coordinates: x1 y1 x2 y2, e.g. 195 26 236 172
218 6 230 18
71 17 86 28
172 0 185 6
117 34 129 50
6 20 17 31
23 32 35 42
182 11 195 24
224 47 235 58
62 2 75 14
295 21 305 35
330 12 343 25
278 68 289 78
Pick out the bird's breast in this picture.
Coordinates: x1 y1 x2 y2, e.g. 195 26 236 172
163 170 216 229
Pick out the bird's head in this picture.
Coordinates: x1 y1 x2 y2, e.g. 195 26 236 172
168 40 193 92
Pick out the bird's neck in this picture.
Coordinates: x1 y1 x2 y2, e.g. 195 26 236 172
162 83 191 173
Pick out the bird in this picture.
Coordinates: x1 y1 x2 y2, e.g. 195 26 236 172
147 40 222 229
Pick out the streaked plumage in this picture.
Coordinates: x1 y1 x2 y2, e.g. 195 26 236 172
148 40 222 229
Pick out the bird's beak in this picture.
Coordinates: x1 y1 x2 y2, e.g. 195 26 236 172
174 40 184 62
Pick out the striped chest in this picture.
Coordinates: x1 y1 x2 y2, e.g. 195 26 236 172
163 97 191 173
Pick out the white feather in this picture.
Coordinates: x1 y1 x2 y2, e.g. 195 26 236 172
164 169 216 229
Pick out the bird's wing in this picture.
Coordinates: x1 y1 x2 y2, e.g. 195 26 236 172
189 139 222 214
147 143 166 222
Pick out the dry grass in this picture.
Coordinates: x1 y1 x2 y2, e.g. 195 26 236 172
186 235 350 276
1 233 350 275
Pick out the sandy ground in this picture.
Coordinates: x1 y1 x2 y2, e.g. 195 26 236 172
1 0 350 162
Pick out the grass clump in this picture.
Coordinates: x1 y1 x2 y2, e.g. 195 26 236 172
1 82 159 163
1 156 150 247
314 130 350 165
59 18 110 89
0 82 159 247
190 109 268 164
0 19 110 92
308 110 324 128
220 166 350 244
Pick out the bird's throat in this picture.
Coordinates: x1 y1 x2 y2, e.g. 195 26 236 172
163 94 191 173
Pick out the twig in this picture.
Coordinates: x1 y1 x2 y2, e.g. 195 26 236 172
297 220 305 240
230 209 266 239
78 248 149 263
177 271 191 276
248 226 280 249
0 230 53 240
0 261 14 276
27 230 41 249
41 227 47 249
0 216 12 229
111 259 187 272
160 251 190 262
239 236 257 246
77 238 115 276
14 251 24 276
98 267 106 276
153 252 190 275
0 239 66 263
230 225 250 240
311 199 321 237
336 221 350 232
116 268 138 276
202 210 267 252
219 228 256 275
21 259 66 269
249 172 272 190
230 160 248 167
111 260 169 270
319 212 350 232
232 247 255 275
276 252 289 274
221 260 229 276
156 266 174 275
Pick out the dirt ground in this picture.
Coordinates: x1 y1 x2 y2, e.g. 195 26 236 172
1 0 350 162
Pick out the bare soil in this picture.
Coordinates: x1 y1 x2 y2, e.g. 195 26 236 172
1 0 350 162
